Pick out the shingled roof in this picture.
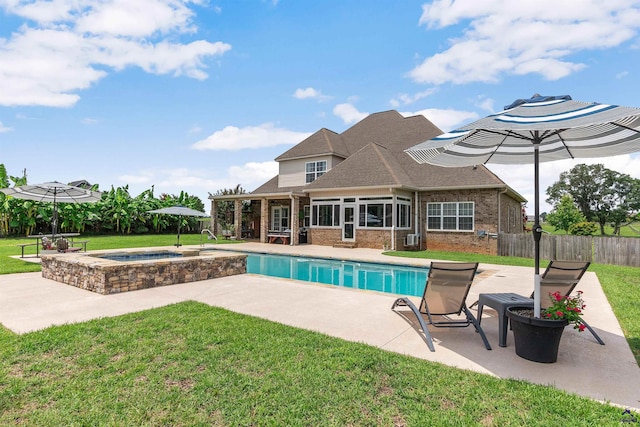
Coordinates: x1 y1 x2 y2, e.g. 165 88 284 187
275 128 349 161
250 110 522 198
306 110 507 191
305 142 413 190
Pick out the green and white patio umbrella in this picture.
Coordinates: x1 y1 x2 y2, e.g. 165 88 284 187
405 94 640 317
0 181 102 240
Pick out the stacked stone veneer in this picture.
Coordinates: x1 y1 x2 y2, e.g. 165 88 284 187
41 251 247 295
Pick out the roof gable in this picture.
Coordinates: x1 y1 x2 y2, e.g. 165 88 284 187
275 128 348 161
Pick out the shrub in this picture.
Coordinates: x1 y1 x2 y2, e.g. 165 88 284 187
569 221 598 235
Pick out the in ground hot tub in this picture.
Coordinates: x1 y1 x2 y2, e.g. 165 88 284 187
41 248 246 294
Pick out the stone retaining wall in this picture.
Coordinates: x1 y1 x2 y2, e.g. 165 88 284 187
41 252 247 295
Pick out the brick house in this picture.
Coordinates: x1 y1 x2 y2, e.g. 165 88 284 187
209 110 526 254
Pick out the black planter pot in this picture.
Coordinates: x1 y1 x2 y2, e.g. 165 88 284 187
506 307 569 363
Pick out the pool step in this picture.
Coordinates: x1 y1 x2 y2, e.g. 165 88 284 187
333 242 357 249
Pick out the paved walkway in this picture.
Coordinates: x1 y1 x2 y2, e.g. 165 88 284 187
2 243 639 410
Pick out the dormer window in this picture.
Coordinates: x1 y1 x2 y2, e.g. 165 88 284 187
305 160 327 183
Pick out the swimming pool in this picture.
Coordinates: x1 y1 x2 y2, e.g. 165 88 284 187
246 253 427 297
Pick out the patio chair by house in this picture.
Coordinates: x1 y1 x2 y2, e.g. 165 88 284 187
391 262 491 352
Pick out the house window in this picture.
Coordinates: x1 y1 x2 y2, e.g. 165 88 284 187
303 205 310 228
271 206 289 231
305 160 327 183
358 198 393 228
427 202 474 231
396 202 411 228
311 199 340 227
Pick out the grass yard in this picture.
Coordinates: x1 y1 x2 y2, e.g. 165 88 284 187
0 234 639 425
0 302 629 426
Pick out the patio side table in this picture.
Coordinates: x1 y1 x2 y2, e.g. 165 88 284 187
476 293 534 347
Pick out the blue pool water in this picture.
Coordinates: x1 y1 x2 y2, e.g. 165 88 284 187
96 252 183 262
246 253 427 297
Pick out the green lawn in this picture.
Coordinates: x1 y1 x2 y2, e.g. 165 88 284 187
0 302 630 426
0 234 638 425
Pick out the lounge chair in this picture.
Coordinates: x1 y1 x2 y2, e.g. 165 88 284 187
536 261 604 345
391 262 491 352
475 260 604 346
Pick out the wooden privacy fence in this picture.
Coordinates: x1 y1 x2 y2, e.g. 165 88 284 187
497 233 640 267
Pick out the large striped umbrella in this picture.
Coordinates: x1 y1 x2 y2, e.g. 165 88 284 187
406 94 640 317
0 181 102 240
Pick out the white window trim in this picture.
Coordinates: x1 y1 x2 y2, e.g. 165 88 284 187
310 196 412 230
271 205 290 231
426 201 475 232
311 198 341 228
305 160 327 184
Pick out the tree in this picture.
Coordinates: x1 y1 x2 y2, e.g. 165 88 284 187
546 164 640 235
211 184 247 229
0 164 9 188
545 194 586 234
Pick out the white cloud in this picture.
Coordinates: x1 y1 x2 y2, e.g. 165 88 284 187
0 121 12 132
157 168 222 189
118 172 154 184
74 0 196 37
81 118 98 125
333 103 368 124
125 162 279 202
188 124 202 134
0 0 232 107
390 88 438 107
411 1 640 85
616 71 629 79
474 96 495 113
293 87 331 101
190 123 312 151
403 108 479 132
228 161 279 189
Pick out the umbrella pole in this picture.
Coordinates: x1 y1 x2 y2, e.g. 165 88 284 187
533 143 542 317
176 215 181 247
52 190 57 242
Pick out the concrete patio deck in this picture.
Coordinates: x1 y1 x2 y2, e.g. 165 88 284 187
2 242 639 411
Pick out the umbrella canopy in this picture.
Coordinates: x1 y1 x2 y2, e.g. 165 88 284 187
0 181 102 239
406 94 640 316
148 205 210 247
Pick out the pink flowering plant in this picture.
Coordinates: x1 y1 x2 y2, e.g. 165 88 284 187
542 290 587 331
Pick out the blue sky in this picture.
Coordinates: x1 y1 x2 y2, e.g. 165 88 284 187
1 0 640 214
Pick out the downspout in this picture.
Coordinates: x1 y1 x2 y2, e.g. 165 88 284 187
497 188 508 234
414 191 420 248
390 188 395 250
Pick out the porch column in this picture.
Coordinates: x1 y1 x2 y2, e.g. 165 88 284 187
260 198 268 243
234 200 242 239
291 196 299 245
210 199 218 235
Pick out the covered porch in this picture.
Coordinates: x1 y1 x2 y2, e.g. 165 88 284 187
209 192 310 246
